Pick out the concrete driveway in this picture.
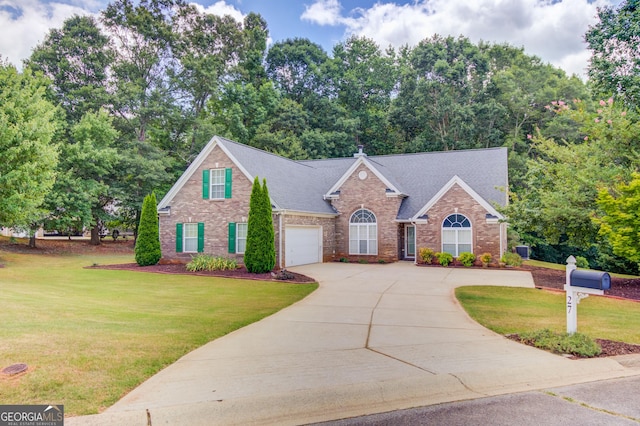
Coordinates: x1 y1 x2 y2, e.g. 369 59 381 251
68 262 640 426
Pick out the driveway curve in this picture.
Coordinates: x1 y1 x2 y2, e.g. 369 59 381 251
68 263 639 426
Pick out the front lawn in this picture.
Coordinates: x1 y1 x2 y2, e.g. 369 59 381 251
0 250 317 415
456 285 640 345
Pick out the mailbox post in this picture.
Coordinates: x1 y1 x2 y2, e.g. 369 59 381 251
564 256 609 334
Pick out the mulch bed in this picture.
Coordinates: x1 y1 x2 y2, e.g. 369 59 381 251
93 262 316 283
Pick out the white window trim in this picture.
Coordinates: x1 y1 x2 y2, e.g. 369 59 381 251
210 168 226 200
183 223 199 253
349 209 378 255
236 223 247 254
442 214 472 257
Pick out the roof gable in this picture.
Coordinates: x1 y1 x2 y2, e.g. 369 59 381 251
413 175 505 220
324 156 404 198
159 136 508 219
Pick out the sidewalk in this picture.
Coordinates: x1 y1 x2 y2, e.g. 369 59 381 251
67 263 640 425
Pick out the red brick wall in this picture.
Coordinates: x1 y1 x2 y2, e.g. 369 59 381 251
330 163 402 262
159 145 253 263
415 183 504 261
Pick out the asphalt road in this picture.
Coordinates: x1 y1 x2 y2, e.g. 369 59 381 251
315 375 640 426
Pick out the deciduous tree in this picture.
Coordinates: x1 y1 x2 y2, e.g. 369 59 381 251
0 63 60 232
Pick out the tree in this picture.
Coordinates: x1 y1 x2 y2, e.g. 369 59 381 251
244 177 275 273
331 36 397 154
26 15 112 124
504 97 640 271
0 63 60 231
586 0 640 108
266 38 329 103
135 192 161 266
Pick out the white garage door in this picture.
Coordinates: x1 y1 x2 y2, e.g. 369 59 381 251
285 226 322 267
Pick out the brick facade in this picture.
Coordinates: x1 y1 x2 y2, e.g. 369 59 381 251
415 183 505 261
329 164 403 263
159 145 253 263
159 143 506 266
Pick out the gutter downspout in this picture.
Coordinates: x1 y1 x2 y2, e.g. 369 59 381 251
278 211 284 269
411 221 417 265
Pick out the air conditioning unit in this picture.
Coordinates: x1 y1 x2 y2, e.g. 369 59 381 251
515 245 530 260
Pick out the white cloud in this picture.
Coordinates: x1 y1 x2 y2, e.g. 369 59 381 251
301 0 611 77
191 1 244 23
301 0 344 26
0 0 95 68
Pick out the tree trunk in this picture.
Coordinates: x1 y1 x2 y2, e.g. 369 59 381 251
90 224 101 245
28 235 37 248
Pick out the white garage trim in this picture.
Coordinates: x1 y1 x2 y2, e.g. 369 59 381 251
285 226 322 267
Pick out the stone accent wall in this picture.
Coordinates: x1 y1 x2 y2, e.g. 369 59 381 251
159 146 253 263
416 183 504 261
330 163 403 262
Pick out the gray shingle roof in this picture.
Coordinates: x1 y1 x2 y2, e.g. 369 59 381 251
185 137 508 219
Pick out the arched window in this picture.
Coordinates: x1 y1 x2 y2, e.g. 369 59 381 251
349 209 377 255
442 213 472 256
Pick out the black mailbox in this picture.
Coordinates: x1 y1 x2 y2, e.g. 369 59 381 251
570 270 611 290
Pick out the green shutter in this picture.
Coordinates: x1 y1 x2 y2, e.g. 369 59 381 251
176 223 183 253
228 222 236 253
197 222 205 253
225 168 232 199
202 169 210 199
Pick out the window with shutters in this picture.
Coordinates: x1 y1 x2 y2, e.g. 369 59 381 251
236 223 248 253
210 169 226 199
203 168 232 199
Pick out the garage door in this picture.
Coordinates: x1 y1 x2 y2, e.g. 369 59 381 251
285 226 322 267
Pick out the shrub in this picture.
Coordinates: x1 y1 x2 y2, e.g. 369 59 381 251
479 252 493 265
186 254 238 272
576 256 590 269
519 329 601 357
135 192 161 266
245 177 276 273
436 252 453 267
358 258 369 264
458 252 476 267
419 247 435 264
339 257 349 263
501 252 523 267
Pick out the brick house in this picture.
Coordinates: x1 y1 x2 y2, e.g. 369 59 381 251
157 136 508 267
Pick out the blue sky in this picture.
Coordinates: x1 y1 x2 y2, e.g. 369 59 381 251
0 0 625 77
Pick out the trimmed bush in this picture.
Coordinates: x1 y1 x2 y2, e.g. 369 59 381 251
186 254 238 272
458 252 476 267
479 252 493 266
519 329 601 357
419 247 435 264
501 252 523 267
436 252 453 267
135 192 161 266
245 177 276 273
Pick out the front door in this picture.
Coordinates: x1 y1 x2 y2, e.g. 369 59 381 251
405 225 416 259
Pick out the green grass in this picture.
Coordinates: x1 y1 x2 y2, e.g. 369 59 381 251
0 251 317 415
456 286 640 344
